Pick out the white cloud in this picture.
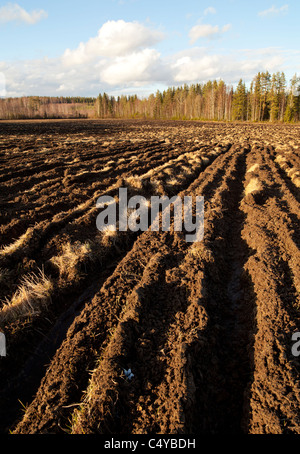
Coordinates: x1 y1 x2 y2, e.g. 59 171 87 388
258 4 289 17
0 18 297 98
0 3 48 24
100 49 168 85
172 55 221 82
171 48 289 85
62 20 165 66
0 72 6 96
204 7 217 15
1 46 293 98
189 23 231 43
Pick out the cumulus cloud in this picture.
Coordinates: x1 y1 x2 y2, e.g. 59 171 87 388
189 23 231 43
204 7 217 15
100 49 169 85
172 55 221 82
1 46 292 98
62 20 165 65
0 72 6 96
171 48 288 85
258 4 289 17
0 18 297 98
0 3 48 24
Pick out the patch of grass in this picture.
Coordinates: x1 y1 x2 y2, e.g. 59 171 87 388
166 178 179 187
0 228 34 257
50 241 94 279
0 269 53 325
126 175 144 190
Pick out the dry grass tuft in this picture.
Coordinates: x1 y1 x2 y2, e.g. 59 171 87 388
166 178 179 187
163 167 174 175
102 225 117 238
50 241 94 279
0 270 53 325
0 228 34 257
100 225 119 247
181 165 193 175
126 175 144 189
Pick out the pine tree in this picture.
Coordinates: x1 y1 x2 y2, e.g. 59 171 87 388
260 72 271 120
278 72 287 121
269 73 280 122
254 72 262 121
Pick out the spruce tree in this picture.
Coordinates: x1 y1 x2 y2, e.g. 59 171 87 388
232 79 247 121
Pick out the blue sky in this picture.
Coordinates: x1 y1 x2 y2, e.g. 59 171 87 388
0 0 299 97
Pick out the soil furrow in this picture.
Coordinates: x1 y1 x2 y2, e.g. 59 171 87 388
0 119 299 435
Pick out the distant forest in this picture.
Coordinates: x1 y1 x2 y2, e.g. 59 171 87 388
0 96 96 120
0 71 299 122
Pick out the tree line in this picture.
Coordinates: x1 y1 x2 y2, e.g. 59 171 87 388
96 72 300 123
0 71 299 122
0 96 96 120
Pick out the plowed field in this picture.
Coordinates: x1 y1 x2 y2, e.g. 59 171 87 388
0 119 299 434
